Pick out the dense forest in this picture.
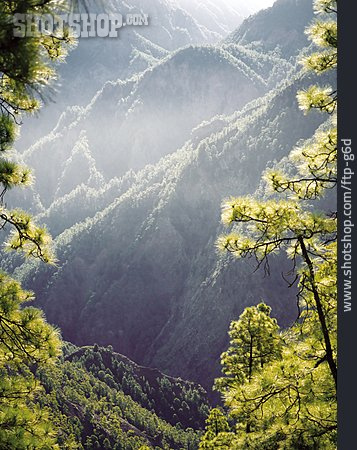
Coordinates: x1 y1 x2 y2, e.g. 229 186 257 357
37 343 209 448
1 0 337 448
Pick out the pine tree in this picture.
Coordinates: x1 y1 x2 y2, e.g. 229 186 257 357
0 274 61 448
215 303 282 389
0 1 77 261
203 1 337 448
1 1 75 447
199 408 234 449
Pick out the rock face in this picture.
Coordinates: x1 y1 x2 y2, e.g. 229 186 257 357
10 0 328 390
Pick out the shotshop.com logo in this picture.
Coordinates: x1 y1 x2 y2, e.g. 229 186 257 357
13 13 150 38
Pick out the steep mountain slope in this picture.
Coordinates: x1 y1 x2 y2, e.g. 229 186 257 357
226 0 314 58
16 72 327 390
17 0 259 150
60 0 221 96
174 0 249 37
18 44 278 209
5 0 325 393
14 0 311 212
38 343 209 448
16 0 219 149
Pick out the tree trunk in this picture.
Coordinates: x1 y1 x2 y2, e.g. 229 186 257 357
298 237 337 387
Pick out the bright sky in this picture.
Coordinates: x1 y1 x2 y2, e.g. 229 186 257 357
223 0 276 13
252 0 276 7
175 0 277 17
237 0 276 12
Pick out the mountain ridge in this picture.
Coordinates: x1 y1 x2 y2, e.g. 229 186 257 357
15 70 328 390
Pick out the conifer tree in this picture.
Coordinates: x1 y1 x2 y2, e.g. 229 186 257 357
215 303 282 390
1 1 75 447
203 1 337 448
0 273 62 448
0 1 76 261
199 408 234 449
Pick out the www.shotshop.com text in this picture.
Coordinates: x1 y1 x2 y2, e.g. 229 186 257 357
341 138 354 312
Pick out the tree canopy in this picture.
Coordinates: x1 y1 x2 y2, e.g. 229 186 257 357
202 0 337 448
0 0 76 262
1 1 75 447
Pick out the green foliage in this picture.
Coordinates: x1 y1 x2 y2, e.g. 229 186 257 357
0 0 75 263
202 1 337 448
0 273 61 448
314 0 337 15
215 304 282 390
265 126 337 199
0 1 76 446
199 408 234 449
36 344 207 449
0 116 16 153
297 86 336 114
67 345 210 430
219 318 336 449
299 0 337 114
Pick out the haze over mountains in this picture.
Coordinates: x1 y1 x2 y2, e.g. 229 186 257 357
227 0 314 57
17 0 264 148
7 0 321 394
20 43 289 209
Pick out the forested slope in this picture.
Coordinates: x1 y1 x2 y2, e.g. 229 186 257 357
37 343 209 449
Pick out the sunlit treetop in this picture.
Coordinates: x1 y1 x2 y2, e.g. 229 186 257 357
0 0 78 263
202 1 337 448
313 0 337 15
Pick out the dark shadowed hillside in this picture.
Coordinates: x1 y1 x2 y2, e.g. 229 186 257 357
37 343 209 448
4 0 325 393
15 71 329 390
